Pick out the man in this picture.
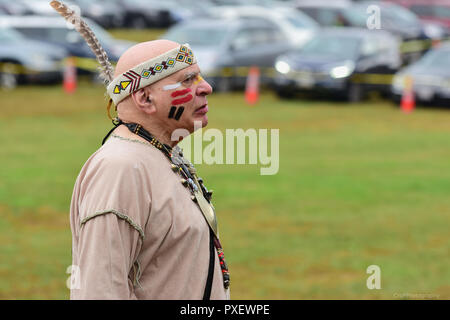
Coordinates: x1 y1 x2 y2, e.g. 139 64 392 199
69 39 230 299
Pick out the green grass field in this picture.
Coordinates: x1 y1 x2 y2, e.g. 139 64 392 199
0 29 449 300
1 82 449 299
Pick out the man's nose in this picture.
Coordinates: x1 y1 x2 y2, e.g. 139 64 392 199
196 77 213 96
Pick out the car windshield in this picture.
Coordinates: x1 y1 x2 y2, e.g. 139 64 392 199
298 34 360 59
383 4 420 28
164 25 230 46
410 5 450 19
283 11 319 29
341 7 371 27
417 50 450 67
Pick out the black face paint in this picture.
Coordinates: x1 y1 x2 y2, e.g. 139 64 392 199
168 106 176 119
168 106 185 121
174 107 184 120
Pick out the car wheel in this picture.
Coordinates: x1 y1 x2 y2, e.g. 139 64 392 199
391 93 401 106
0 62 20 90
347 83 364 103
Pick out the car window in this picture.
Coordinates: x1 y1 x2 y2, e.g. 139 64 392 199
299 35 361 59
266 28 287 43
284 12 318 29
317 9 341 26
382 5 420 28
418 50 450 67
298 8 319 21
342 7 370 27
165 25 230 46
432 6 450 19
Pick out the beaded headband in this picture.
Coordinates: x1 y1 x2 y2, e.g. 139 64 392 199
106 44 196 105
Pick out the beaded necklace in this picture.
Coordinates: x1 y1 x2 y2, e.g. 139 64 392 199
102 118 230 290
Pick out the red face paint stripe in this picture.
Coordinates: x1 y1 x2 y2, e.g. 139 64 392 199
171 88 191 98
172 94 193 105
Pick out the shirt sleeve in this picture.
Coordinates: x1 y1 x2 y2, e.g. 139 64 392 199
71 213 142 299
71 155 151 299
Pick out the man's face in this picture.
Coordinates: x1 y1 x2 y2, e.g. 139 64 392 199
150 64 213 135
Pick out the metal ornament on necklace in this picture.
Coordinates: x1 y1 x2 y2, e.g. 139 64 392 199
120 120 230 289
170 145 219 237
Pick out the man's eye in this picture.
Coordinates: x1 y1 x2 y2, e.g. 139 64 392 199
182 75 198 86
183 78 194 85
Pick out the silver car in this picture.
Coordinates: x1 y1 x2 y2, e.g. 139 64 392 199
0 26 67 88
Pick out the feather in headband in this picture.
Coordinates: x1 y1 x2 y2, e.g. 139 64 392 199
50 0 114 85
50 0 196 107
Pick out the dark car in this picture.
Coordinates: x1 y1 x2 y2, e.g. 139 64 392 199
295 0 433 64
108 0 197 29
162 17 294 91
0 26 66 88
273 28 401 101
1 16 134 75
391 45 450 105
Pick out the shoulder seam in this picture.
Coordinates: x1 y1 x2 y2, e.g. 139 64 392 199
80 209 145 240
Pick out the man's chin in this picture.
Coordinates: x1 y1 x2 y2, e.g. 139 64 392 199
193 114 208 128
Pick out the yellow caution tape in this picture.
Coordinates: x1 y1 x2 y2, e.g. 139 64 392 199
0 61 34 75
350 73 394 85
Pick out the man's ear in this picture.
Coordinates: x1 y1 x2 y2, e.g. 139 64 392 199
131 88 156 115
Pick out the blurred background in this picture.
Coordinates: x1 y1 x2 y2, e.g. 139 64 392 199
0 0 449 299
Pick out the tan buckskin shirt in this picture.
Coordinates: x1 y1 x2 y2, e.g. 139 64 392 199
69 134 230 300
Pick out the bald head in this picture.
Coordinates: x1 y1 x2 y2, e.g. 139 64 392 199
110 39 212 146
114 39 180 77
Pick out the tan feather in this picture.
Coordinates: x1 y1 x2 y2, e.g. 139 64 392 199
49 0 114 85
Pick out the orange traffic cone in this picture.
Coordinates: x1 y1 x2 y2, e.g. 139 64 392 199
245 66 260 105
63 56 77 94
400 75 415 113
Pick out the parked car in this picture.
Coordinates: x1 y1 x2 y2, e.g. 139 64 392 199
391 45 450 105
273 28 401 101
0 16 135 75
295 0 433 64
162 17 294 91
209 5 319 48
0 26 66 88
